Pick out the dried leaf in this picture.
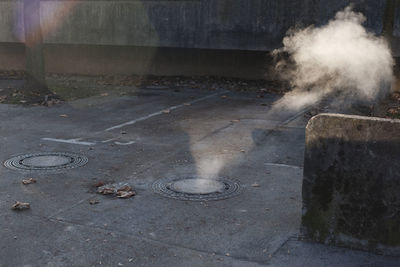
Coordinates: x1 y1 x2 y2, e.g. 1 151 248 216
251 183 261 188
117 191 136 199
231 120 240 123
162 109 170 114
94 181 105 187
101 93 109 97
99 188 115 195
22 178 37 185
59 114 68 118
89 199 99 205
12 201 30 210
117 185 132 192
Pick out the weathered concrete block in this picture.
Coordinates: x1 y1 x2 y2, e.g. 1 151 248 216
302 113 400 255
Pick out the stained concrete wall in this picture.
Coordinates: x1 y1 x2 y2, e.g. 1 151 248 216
0 0 397 78
302 113 400 256
0 0 392 50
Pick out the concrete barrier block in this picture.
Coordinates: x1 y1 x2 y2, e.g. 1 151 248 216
302 113 400 255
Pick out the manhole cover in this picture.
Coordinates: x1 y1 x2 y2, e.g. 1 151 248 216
152 177 243 201
4 152 88 171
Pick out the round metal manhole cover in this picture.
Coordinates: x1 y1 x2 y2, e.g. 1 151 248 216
4 152 88 171
152 177 243 201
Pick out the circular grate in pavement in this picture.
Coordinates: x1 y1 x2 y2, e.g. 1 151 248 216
4 152 88 171
152 177 243 201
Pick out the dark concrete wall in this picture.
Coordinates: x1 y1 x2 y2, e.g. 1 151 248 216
0 0 397 78
302 113 400 256
1 0 391 51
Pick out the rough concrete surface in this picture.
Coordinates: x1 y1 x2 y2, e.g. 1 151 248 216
0 82 398 266
302 114 400 255
0 0 391 51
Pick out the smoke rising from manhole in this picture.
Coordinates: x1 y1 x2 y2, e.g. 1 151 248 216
272 6 394 110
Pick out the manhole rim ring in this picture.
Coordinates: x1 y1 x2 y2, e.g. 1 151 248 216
152 176 243 201
4 152 88 171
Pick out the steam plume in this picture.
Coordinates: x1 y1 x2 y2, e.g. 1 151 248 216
273 6 394 110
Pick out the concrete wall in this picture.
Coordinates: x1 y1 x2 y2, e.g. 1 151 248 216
0 0 397 78
302 113 400 256
0 0 392 51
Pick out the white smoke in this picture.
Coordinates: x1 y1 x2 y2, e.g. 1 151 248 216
273 6 394 110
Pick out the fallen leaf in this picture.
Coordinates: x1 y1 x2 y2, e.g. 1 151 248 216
12 201 30 210
117 185 132 192
251 183 261 187
19 100 27 104
94 181 105 187
162 109 170 114
59 114 68 118
22 178 37 185
101 93 109 97
98 188 115 195
221 95 227 98
231 120 240 123
89 199 99 205
117 191 136 199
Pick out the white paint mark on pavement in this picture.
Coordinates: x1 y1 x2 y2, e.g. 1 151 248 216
105 91 228 132
264 163 303 169
114 141 136 146
101 138 116 143
41 138 96 146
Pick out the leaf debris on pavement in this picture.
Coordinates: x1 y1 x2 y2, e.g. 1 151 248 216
22 178 37 185
94 181 105 187
89 199 99 205
12 201 30 210
97 182 136 199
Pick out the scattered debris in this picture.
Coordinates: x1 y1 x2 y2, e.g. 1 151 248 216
42 95 61 107
22 178 37 185
89 199 99 205
251 183 261 187
162 109 170 114
97 182 136 199
184 103 191 106
98 187 115 195
100 93 109 97
231 119 240 123
117 191 136 199
59 114 68 118
12 201 30 210
94 181 105 188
